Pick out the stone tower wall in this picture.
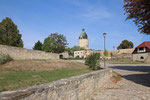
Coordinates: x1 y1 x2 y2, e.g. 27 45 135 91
79 39 89 49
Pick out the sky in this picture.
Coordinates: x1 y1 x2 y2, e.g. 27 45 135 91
0 0 149 50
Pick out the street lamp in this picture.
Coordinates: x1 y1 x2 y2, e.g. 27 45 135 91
103 32 106 68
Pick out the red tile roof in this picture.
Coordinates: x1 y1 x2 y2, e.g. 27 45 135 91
136 41 150 49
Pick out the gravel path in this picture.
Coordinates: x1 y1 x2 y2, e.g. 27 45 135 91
92 64 150 100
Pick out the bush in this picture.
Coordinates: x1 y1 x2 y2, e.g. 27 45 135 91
0 54 13 64
104 50 108 56
85 53 101 70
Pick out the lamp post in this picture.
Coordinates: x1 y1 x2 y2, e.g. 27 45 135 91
103 32 106 68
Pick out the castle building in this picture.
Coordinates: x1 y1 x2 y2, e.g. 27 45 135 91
74 29 92 58
79 29 89 49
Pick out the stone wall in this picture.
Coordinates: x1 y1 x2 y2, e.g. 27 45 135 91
96 48 135 59
145 53 150 63
0 45 59 59
0 69 113 100
133 53 149 62
133 53 150 62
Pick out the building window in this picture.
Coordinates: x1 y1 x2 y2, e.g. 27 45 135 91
140 56 144 59
137 47 146 53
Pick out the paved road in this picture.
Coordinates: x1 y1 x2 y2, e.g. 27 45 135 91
92 64 150 100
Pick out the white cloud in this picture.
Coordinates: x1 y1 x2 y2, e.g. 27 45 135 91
82 9 112 21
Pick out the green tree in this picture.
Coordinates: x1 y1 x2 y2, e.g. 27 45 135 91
117 40 134 49
104 50 108 57
0 17 23 47
42 37 56 52
42 33 67 53
33 40 43 50
124 0 150 34
85 53 100 70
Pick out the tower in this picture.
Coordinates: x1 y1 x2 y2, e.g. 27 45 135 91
79 29 89 49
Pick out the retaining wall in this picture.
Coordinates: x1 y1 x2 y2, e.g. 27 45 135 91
0 45 59 59
0 69 113 100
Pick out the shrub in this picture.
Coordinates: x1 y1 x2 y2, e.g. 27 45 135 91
0 54 13 64
121 56 125 61
85 53 101 70
111 52 113 57
104 50 108 56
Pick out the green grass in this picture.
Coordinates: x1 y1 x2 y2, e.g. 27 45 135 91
0 68 91 92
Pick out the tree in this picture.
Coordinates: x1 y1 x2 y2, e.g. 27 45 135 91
42 33 68 53
65 45 85 56
110 52 114 58
104 50 108 57
85 53 101 70
0 17 23 47
33 40 42 50
42 37 56 52
117 40 134 49
124 0 150 34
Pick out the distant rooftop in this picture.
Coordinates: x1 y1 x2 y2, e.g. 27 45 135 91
136 41 150 49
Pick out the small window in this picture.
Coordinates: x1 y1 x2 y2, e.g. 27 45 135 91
139 48 144 50
140 56 144 59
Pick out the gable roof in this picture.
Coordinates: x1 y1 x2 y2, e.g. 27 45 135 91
136 41 150 49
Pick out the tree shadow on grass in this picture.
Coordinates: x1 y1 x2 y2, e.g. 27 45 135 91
110 65 150 87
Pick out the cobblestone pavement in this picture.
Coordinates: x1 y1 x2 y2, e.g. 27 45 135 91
92 64 150 100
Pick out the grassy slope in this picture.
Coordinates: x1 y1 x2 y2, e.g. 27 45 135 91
0 60 91 92
0 68 91 92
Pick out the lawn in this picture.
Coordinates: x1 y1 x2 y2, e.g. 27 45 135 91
0 67 91 92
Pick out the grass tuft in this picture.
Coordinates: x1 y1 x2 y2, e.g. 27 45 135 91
0 54 13 64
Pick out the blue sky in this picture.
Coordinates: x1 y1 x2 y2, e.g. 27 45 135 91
0 0 149 50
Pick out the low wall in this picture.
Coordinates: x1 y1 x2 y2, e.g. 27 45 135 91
0 45 59 59
0 69 113 100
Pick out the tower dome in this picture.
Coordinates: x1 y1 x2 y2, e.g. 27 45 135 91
79 29 88 39
78 29 89 49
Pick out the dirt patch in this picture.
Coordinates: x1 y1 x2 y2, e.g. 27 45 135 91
111 72 122 83
0 59 87 70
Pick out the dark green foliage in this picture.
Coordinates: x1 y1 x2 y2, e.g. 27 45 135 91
42 33 68 53
33 40 43 50
49 33 68 53
117 40 134 49
0 54 13 64
0 17 23 47
104 50 108 56
85 53 100 70
111 52 114 57
42 37 56 52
